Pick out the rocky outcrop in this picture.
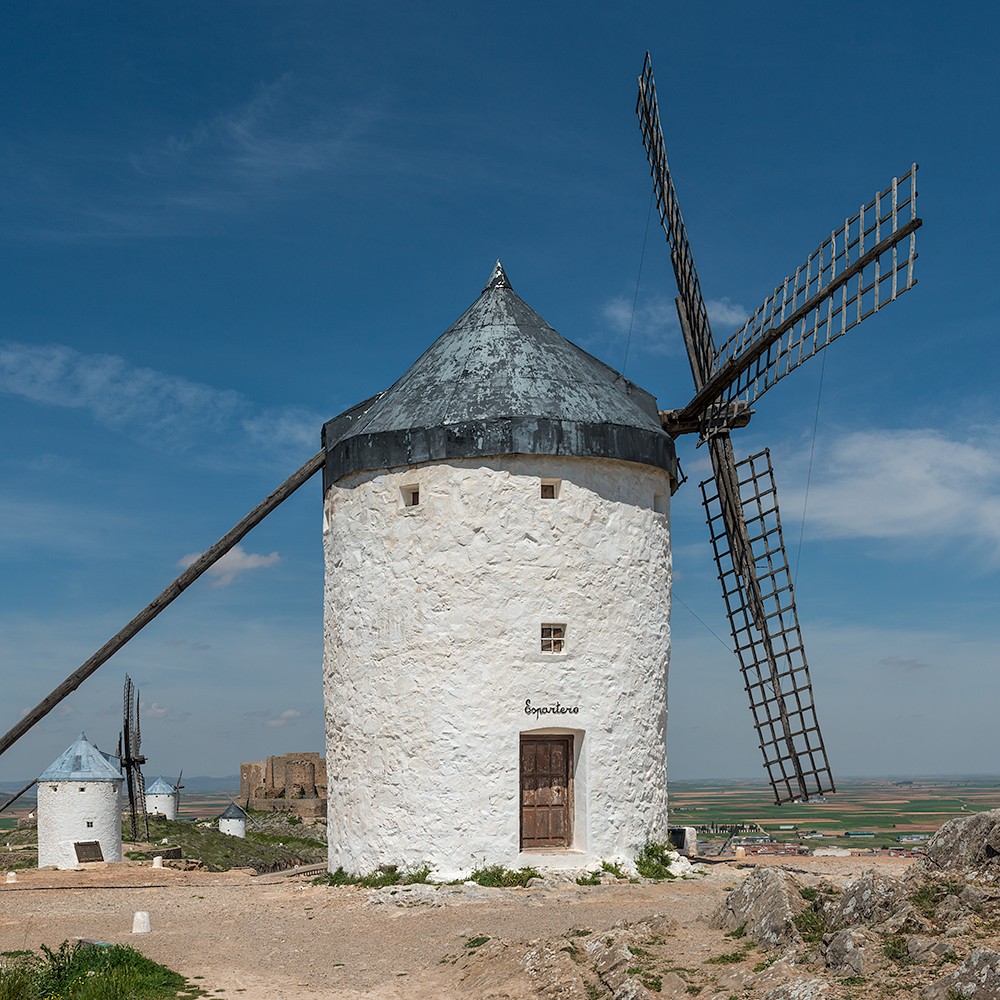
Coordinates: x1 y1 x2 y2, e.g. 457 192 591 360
923 809 1000 874
822 870 903 928
821 927 885 975
921 949 1000 999
711 867 806 946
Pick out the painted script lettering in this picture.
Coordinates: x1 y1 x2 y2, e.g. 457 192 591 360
524 698 580 720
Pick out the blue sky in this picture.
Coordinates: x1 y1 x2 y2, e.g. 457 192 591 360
1 2 998 786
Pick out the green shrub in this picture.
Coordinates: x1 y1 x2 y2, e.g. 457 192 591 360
792 908 828 944
600 860 627 879
313 864 431 888
635 842 676 880
469 864 539 888
576 872 601 886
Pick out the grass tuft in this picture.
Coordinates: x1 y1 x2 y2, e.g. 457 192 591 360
635 842 677 880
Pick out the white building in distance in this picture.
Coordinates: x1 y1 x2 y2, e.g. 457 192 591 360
37 733 123 869
322 263 677 875
145 776 179 820
219 802 247 839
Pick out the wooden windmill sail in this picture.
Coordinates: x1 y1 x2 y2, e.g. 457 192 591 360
637 53 922 803
118 674 149 841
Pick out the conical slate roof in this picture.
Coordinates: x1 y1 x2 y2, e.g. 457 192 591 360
323 262 677 487
146 777 176 795
220 803 246 820
38 733 122 783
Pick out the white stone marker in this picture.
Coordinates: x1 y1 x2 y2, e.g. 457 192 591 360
132 911 151 934
151 856 163 868
5 871 16 883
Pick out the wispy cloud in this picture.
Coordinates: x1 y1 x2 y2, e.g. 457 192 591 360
0 340 322 464
6 76 379 242
599 294 747 356
265 708 302 729
878 655 931 671
177 544 281 588
243 708 304 729
782 428 1000 562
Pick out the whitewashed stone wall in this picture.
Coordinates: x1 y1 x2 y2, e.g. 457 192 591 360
37 780 123 869
219 816 246 838
323 454 671 874
146 792 178 820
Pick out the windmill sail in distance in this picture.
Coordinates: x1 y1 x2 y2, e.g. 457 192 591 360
637 52 922 804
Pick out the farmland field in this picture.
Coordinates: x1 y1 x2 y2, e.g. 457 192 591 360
669 776 1000 849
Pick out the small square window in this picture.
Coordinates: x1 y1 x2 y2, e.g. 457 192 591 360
86 821 94 828
541 623 566 653
540 479 561 499
401 485 420 507
79 787 86 793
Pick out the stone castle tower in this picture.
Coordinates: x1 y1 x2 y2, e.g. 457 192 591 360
322 263 678 875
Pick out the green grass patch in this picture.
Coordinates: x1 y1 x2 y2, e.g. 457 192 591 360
314 864 431 888
0 940 207 999
600 860 627 878
792 907 828 944
469 864 539 888
882 935 911 965
724 924 746 939
705 946 751 965
753 956 777 973
576 872 601 886
464 936 490 949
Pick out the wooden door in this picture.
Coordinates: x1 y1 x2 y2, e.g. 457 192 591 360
520 736 572 849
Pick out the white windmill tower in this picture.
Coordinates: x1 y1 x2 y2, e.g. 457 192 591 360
322 261 678 874
145 775 181 820
36 733 123 869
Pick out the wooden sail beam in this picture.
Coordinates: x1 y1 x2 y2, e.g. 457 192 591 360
0 448 326 762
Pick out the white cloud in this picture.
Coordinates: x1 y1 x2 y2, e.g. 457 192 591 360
782 428 1000 561
0 340 324 463
600 294 747 357
264 709 302 728
142 703 171 719
0 341 241 448
878 655 930 671
177 544 281 588
10 76 379 243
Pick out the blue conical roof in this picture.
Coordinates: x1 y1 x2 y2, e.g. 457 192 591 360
323 262 677 487
38 733 122 783
146 777 176 795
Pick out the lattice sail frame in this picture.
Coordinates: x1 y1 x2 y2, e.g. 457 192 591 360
711 166 920 412
701 449 834 803
636 51 715 388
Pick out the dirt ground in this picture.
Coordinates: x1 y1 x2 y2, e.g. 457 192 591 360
0 855 915 999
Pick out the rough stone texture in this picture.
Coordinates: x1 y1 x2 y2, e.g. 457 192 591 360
923 809 1000 874
240 753 326 819
711 867 805 947
37 779 122 869
921 949 1000 999
823 869 903 928
324 454 671 873
906 934 956 965
821 927 885 975
762 980 832 1000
